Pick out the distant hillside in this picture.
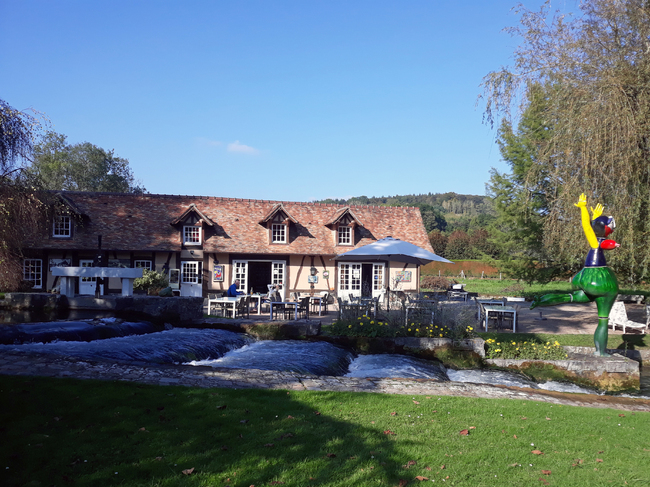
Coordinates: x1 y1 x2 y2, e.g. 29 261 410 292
317 192 495 235
318 192 494 217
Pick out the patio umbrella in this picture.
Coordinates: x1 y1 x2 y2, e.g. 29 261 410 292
334 237 453 308
334 236 453 265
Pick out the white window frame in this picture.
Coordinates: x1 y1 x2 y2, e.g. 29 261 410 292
233 260 248 292
53 215 72 238
23 259 43 289
134 260 153 270
183 225 202 245
338 225 352 245
338 263 361 299
373 264 384 291
181 261 200 284
271 223 287 244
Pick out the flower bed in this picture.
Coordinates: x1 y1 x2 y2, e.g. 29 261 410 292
484 338 567 360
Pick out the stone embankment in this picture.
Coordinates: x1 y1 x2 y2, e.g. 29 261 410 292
1 350 650 412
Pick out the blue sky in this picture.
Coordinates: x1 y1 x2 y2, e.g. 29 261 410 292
1 0 568 202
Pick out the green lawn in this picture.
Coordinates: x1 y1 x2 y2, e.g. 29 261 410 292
431 278 650 300
2 376 649 486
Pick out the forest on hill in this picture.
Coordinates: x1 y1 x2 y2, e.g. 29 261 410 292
318 192 498 261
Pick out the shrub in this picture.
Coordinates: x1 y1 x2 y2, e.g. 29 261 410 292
485 338 567 360
420 275 455 291
133 269 169 294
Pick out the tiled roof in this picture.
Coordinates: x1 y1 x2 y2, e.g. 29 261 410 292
33 191 435 256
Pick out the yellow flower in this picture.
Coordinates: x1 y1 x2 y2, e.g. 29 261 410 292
440 333 443 337
416 329 419 332
408 328 411 332
371 321 375 324
348 325 352 328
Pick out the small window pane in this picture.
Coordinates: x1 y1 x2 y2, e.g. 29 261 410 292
23 259 43 289
338 226 351 245
135 260 153 270
183 226 201 245
272 224 286 243
53 216 71 237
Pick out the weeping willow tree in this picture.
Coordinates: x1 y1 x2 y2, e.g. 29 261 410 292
480 0 650 285
0 99 50 291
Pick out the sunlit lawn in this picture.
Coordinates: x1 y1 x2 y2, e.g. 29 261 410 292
430 278 650 300
1 376 649 486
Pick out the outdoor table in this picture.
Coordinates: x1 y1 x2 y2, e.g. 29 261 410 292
483 305 517 332
249 293 265 315
309 296 324 316
209 297 239 317
269 301 299 321
477 299 504 307
448 290 469 301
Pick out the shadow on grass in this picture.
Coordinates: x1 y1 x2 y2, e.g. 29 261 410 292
0 376 411 487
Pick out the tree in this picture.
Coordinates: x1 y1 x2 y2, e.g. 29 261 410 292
0 99 50 291
31 131 145 193
419 203 447 232
428 230 448 257
487 84 562 283
445 230 473 260
480 0 650 284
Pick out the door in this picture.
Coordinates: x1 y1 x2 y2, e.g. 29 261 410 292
180 261 202 297
338 263 361 301
271 261 286 300
232 261 248 294
372 263 385 298
79 259 102 295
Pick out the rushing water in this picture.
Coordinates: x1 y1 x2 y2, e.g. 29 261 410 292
0 321 631 393
190 340 354 376
0 318 158 345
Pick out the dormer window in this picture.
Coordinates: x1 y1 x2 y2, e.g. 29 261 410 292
327 207 362 246
272 223 287 243
183 226 202 245
338 225 352 245
53 215 72 238
260 203 298 245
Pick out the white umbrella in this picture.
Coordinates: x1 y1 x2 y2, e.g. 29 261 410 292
334 236 453 265
334 237 453 308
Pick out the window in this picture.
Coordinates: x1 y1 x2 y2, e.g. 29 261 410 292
23 259 43 289
271 224 286 243
183 226 201 245
181 261 199 283
53 215 71 238
134 260 153 270
338 225 352 245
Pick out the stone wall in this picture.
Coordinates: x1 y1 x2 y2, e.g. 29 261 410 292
1 293 203 325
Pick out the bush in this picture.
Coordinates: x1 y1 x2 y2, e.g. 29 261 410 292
420 276 456 291
133 269 169 294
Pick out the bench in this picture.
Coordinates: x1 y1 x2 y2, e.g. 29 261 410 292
52 267 143 297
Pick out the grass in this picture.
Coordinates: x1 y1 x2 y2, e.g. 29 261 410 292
428 278 650 300
2 376 650 486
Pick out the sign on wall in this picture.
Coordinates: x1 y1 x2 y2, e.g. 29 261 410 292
395 271 412 283
49 258 71 271
213 264 224 282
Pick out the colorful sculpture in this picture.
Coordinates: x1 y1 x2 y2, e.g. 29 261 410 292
530 193 619 356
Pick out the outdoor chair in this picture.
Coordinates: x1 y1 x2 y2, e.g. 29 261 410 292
609 301 648 334
475 299 499 331
232 296 249 319
295 296 310 320
312 291 329 314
